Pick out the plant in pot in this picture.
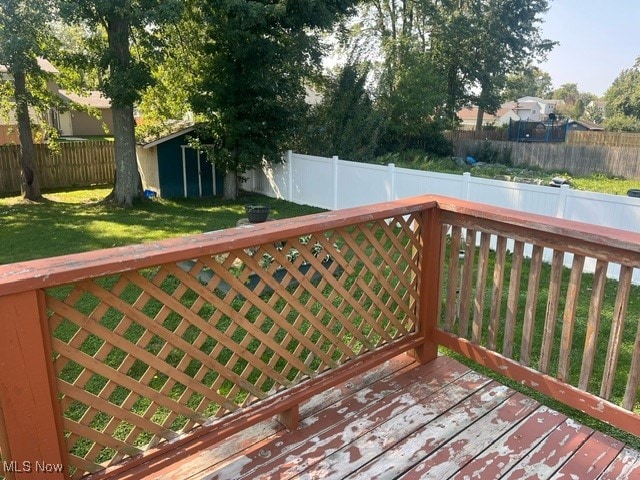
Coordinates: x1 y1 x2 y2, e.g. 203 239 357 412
245 204 271 223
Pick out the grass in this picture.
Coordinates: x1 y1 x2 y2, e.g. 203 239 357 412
373 150 640 196
0 186 325 265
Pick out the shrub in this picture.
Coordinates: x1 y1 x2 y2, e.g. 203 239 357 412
467 140 511 165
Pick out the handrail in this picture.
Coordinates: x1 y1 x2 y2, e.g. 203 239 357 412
0 194 638 479
0 198 437 297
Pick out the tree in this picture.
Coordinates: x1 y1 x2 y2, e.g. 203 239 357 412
299 63 382 161
552 83 580 105
603 59 640 132
192 0 357 199
136 2 203 136
58 1 182 205
468 0 555 129
550 84 598 120
344 1 554 130
503 66 553 100
0 0 57 200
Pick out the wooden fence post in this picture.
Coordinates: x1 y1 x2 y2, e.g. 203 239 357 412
0 291 67 479
413 206 443 364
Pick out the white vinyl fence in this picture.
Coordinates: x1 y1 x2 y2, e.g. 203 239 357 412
245 151 640 283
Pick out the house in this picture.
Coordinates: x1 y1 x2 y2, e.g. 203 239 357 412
0 59 60 144
55 90 114 137
457 104 519 129
0 59 114 144
136 124 225 198
512 96 563 122
457 97 563 129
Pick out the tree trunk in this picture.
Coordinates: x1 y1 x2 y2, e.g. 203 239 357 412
106 7 141 206
112 105 140 205
223 170 238 199
475 106 485 130
13 69 41 201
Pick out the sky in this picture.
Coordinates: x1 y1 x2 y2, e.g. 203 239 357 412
539 1 640 97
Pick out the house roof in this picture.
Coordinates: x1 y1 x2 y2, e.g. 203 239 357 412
457 104 519 123
514 101 539 110
457 107 502 122
58 90 111 109
0 58 59 74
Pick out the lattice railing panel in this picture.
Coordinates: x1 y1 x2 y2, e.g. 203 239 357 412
44 213 422 478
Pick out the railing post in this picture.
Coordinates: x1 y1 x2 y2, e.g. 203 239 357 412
0 291 67 479
461 172 471 200
413 206 443 364
556 183 570 219
387 163 396 201
332 155 339 210
286 150 294 202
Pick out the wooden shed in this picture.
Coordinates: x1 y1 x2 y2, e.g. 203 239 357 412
137 126 224 198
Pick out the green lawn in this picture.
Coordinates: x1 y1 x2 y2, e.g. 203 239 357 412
0 187 325 265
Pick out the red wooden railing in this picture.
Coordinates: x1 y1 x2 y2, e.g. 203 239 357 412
0 195 638 479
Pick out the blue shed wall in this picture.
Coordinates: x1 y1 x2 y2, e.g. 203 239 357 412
156 133 223 198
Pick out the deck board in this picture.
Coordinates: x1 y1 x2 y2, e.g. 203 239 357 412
137 354 640 480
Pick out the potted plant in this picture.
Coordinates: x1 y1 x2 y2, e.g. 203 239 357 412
244 204 271 223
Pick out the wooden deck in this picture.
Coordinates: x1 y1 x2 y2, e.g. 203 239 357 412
143 354 640 480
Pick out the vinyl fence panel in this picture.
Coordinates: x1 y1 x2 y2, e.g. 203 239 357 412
247 151 640 283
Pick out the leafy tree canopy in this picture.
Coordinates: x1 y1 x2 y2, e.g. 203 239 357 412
604 58 640 131
192 0 357 198
502 66 553 101
345 0 555 130
297 63 382 162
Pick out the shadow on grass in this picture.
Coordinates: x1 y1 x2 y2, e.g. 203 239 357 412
0 191 326 265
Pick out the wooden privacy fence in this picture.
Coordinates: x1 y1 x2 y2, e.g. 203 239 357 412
444 129 508 142
0 141 115 195
567 130 640 147
0 196 639 479
448 129 640 148
451 139 640 178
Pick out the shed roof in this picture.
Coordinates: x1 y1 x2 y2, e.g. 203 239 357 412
142 125 196 149
568 119 604 131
